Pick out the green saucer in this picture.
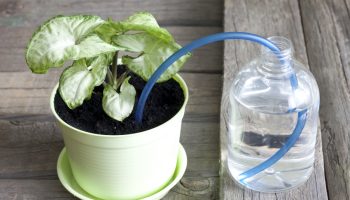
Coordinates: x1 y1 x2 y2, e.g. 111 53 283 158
57 144 187 200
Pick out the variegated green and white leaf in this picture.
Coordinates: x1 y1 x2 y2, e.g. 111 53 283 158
96 12 173 44
59 60 94 109
94 19 121 43
26 15 117 73
102 77 136 121
89 54 112 86
113 32 190 82
112 12 173 42
69 35 122 60
59 54 111 109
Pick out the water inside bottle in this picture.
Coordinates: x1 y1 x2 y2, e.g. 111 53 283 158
226 96 315 192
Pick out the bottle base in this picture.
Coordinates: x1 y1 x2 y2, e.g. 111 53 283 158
227 162 314 193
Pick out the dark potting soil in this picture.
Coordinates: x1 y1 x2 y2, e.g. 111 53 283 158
54 66 185 135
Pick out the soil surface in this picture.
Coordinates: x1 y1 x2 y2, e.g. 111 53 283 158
54 66 185 135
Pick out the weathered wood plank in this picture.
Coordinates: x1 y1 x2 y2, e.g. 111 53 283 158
0 26 222 73
168 177 218 199
221 0 327 199
0 72 221 123
0 0 222 27
299 0 350 199
0 179 75 199
0 177 218 200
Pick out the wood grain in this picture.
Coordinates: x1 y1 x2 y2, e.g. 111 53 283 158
0 177 218 200
0 179 75 199
168 177 219 199
221 0 328 199
0 0 222 27
299 0 350 199
0 26 222 73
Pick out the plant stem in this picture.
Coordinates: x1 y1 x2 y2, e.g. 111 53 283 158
111 51 119 90
107 68 114 85
112 51 119 78
115 71 129 90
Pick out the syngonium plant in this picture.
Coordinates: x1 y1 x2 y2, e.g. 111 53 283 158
25 12 190 121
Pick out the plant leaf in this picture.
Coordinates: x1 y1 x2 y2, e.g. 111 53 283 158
69 34 122 60
112 12 174 42
59 54 111 109
102 77 136 121
96 12 174 44
26 15 117 74
113 32 190 82
90 54 112 86
59 60 94 109
94 19 121 43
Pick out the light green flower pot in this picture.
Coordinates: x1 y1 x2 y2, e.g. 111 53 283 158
50 74 189 199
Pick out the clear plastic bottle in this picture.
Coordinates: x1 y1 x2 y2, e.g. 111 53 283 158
225 36 320 192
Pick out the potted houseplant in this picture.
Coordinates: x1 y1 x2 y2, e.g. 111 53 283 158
25 12 190 199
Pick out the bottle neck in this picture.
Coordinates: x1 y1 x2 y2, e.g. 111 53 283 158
257 36 294 77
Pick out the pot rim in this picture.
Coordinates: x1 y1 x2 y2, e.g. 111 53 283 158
50 74 189 138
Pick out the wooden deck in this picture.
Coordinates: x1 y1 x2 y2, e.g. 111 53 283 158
0 0 349 199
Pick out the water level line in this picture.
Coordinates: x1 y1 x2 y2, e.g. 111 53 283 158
134 32 307 183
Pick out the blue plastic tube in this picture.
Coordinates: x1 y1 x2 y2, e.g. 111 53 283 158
134 32 307 183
